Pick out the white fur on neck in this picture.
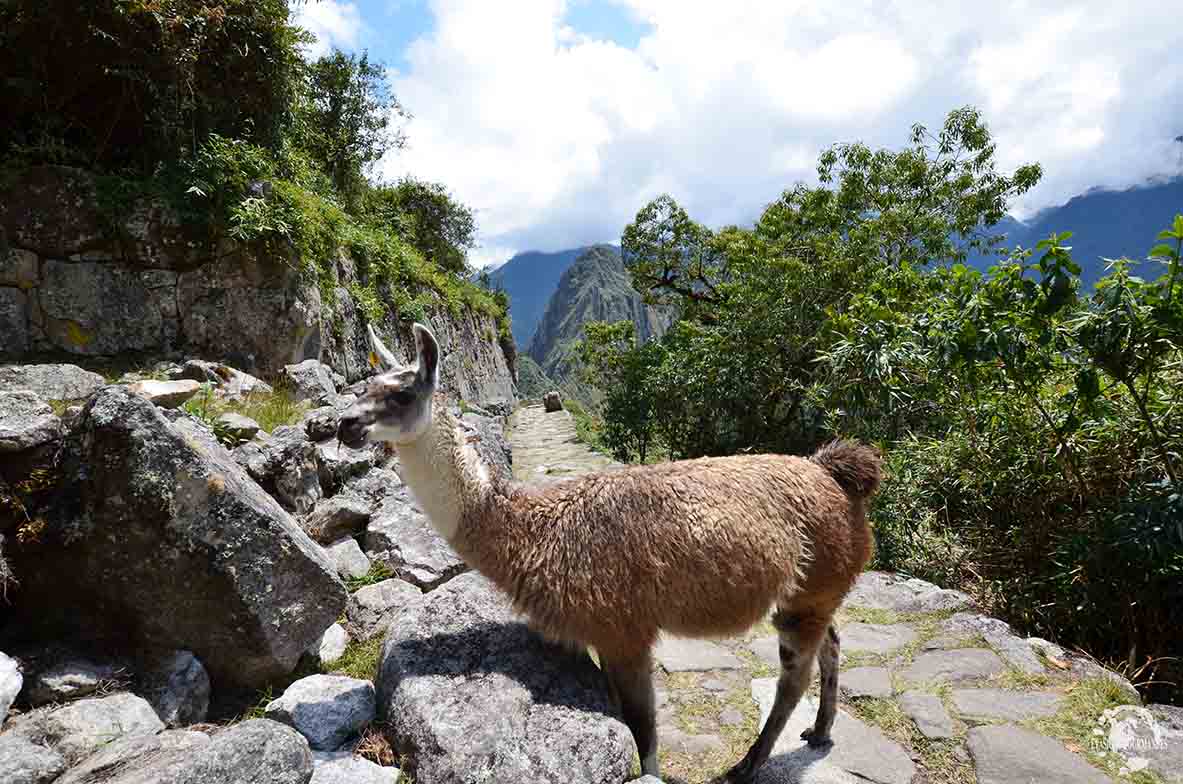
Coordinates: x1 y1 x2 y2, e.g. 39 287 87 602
394 407 491 542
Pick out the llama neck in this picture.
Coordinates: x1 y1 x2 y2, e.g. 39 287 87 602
394 399 495 542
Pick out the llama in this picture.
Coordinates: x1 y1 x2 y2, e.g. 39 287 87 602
337 322 881 783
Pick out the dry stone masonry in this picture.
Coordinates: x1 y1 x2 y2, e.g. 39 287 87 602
1 335 1180 784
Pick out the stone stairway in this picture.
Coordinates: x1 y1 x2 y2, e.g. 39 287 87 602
507 407 1181 784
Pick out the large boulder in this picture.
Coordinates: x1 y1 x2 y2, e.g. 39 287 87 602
346 579 422 642
364 483 466 591
6 693 164 765
236 425 323 515
46 720 313 784
0 734 67 784
460 412 512 481
376 573 635 784
281 359 337 405
7 387 346 688
0 364 105 402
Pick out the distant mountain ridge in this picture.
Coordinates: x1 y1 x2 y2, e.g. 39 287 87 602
488 246 602 347
527 245 669 395
967 177 1183 283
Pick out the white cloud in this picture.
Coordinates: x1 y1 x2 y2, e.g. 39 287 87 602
381 0 1183 263
293 0 364 59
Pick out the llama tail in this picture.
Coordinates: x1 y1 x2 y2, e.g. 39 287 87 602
810 440 883 500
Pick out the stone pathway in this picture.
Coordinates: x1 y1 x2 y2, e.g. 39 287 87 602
507 408 1180 784
508 402 618 480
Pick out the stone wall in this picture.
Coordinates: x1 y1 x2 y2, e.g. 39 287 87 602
0 166 515 404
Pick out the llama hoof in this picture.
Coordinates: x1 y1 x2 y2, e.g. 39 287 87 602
801 727 833 748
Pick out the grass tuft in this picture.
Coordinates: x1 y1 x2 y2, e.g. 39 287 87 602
345 562 395 593
325 636 385 681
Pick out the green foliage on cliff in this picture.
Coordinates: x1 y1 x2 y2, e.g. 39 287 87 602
587 108 1183 700
0 0 507 335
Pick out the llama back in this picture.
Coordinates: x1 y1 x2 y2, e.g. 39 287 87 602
495 454 850 657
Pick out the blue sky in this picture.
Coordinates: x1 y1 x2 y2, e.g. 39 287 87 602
293 1 1183 268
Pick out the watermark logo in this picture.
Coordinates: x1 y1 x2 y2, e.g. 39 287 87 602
1089 706 1168 754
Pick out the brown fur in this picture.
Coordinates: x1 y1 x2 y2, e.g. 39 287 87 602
450 439 879 663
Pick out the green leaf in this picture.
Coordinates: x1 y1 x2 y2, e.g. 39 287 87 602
1149 243 1177 259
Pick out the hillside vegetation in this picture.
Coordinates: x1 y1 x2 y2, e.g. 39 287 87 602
0 0 508 337
583 108 1183 703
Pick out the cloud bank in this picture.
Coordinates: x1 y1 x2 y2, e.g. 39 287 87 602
379 0 1183 266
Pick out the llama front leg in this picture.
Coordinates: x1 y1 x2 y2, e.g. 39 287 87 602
601 653 659 777
726 611 827 784
801 624 839 747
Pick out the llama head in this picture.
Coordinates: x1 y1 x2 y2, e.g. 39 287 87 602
338 322 439 446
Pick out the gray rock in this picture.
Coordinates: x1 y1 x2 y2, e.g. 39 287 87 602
0 391 60 452
125 379 200 408
950 688 1062 722
898 691 955 739
376 572 635 784
845 571 974 614
172 360 273 400
7 693 164 765
282 360 337 405
326 537 372 580
25 657 118 706
543 391 562 412
0 288 30 354
902 648 1005 684
265 674 376 751
56 729 209 784
662 726 726 755
1 248 39 288
840 623 917 656
720 707 746 726
839 666 893 699
306 496 372 543
1 650 23 724
346 579 423 642
303 406 340 441
750 679 915 784
748 635 780 668
1024 637 1139 697
312 751 399 784
315 440 374 493
137 650 210 727
967 724 1112 784
0 734 67 784
1143 704 1183 783
655 636 744 672
627 778 664 784
11 388 345 688
306 623 350 667
364 492 466 590
0 364 105 402
237 425 323 515
37 260 173 355
58 719 312 784
215 412 260 442
459 412 512 481
942 612 1046 675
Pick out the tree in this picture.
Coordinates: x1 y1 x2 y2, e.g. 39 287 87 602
297 49 405 211
579 321 665 463
616 107 1042 458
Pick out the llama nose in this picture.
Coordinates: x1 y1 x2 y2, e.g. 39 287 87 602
337 414 367 448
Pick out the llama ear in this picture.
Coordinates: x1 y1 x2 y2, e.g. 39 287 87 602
366 324 399 371
412 322 440 387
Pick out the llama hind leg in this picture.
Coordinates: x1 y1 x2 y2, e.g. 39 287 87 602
802 623 839 747
601 653 659 777
725 609 830 784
